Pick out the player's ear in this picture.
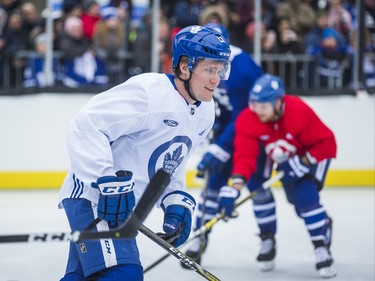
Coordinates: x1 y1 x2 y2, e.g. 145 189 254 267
275 98 283 110
179 57 189 79
179 63 189 77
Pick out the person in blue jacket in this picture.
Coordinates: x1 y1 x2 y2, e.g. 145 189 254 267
181 23 263 267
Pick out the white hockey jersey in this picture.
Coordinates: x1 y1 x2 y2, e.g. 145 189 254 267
58 73 214 207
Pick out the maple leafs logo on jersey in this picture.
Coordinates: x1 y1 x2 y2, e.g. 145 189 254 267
163 145 184 175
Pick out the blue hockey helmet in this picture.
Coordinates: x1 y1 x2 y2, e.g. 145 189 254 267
249 74 285 105
204 23 229 43
172 25 231 80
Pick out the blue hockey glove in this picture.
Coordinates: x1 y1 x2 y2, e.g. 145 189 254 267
218 185 240 220
276 155 310 185
197 144 231 172
160 190 196 247
91 170 135 228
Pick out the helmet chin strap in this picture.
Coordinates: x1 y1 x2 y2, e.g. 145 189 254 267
177 71 198 102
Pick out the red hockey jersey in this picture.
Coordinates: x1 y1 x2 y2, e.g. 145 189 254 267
232 95 337 180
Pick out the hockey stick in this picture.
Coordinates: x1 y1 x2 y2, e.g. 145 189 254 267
143 171 284 273
139 224 221 281
197 170 209 262
0 169 171 243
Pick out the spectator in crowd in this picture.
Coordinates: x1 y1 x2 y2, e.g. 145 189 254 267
304 0 329 11
276 0 316 43
275 17 303 54
129 9 172 75
158 15 172 74
172 0 209 28
104 0 131 22
0 0 20 16
0 6 6 34
326 0 352 43
81 0 101 41
20 2 42 38
23 33 60 88
199 4 229 30
199 2 242 46
234 0 279 48
363 30 375 90
128 9 152 75
212 1 241 46
0 10 28 87
305 10 330 53
307 26 352 88
0 6 7 87
93 6 126 84
243 21 277 54
20 2 45 50
352 0 374 90
63 1 83 18
26 7 64 56
274 17 304 88
58 16 108 87
161 0 176 19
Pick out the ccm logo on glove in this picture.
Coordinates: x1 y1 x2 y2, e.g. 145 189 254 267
98 181 134 194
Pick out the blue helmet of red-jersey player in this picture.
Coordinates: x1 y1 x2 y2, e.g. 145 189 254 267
204 23 230 43
249 74 285 105
172 25 231 80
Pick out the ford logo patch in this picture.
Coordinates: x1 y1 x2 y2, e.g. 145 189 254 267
163 119 178 127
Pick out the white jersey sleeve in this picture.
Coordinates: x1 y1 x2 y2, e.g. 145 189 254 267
59 73 215 207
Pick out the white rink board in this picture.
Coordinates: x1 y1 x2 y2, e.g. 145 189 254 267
0 187 374 281
0 93 374 171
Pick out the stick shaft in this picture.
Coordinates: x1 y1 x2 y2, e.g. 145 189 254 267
139 224 221 281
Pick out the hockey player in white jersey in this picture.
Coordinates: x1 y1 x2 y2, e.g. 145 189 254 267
58 25 231 281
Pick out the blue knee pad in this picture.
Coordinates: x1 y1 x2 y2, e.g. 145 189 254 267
94 264 143 281
284 179 320 210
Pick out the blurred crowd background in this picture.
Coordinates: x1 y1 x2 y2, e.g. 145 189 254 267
0 0 373 95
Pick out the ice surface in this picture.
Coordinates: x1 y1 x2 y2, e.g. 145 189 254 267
0 187 373 281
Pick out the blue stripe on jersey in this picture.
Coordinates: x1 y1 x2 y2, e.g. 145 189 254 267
71 174 83 199
76 179 84 198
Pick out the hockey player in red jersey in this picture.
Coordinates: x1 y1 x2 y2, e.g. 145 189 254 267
219 74 337 278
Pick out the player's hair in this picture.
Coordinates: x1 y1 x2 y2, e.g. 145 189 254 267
173 56 188 77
